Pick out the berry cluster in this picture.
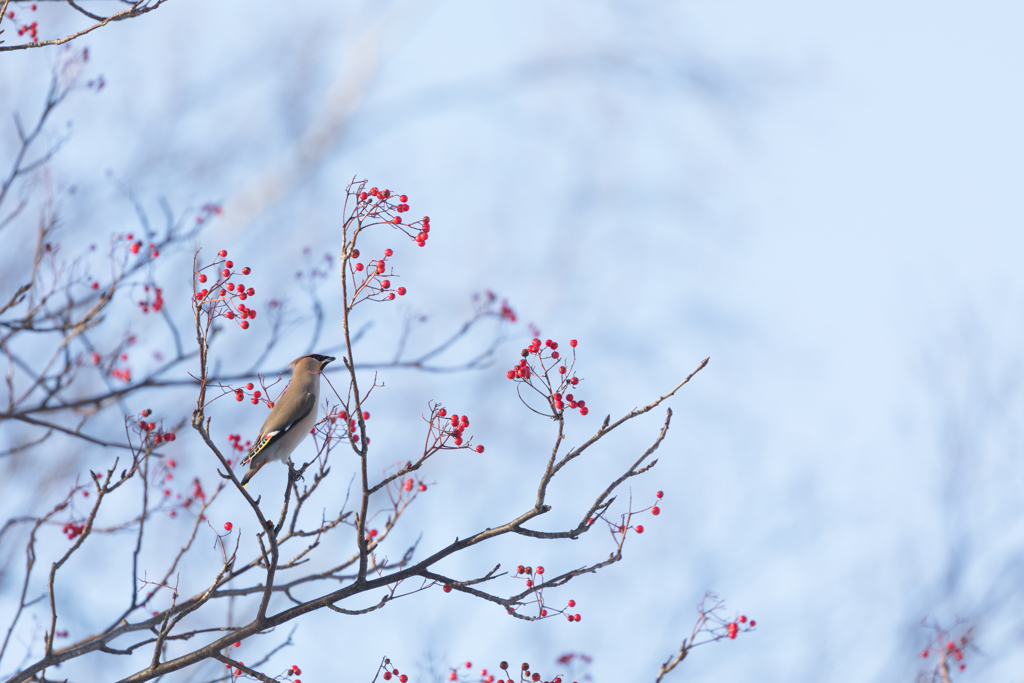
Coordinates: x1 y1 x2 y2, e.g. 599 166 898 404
506 339 586 418
9 4 39 42
120 232 161 259
193 250 257 330
430 406 484 452
447 661 495 682
919 622 973 677
379 657 409 682
133 408 176 446
62 520 85 540
491 661 575 683
137 284 164 314
508 565 580 622
347 247 408 302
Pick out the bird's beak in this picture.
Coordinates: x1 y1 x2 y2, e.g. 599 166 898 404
321 356 336 370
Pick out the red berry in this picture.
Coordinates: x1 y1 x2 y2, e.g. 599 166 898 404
574 614 581 622
656 490 664 498
384 248 393 257
362 411 370 420
224 522 233 531
197 274 207 283
635 525 644 533
388 293 395 300
419 483 426 491
218 250 227 257
225 260 233 268
247 287 255 296
246 383 254 390
399 676 407 683
750 620 756 626
397 287 407 295
739 615 747 623
221 269 230 277
233 641 241 648
443 584 452 593
240 321 249 329
567 599 576 607
476 445 484 453
399 195 408 202
579 407 589 415
569 339 577 347
536 566 544 574
652 506 660 515
393 216 402 224
381 280 390 289
131 243 140 254
242 267 251 275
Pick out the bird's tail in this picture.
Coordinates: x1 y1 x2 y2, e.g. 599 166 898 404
240 461 264 488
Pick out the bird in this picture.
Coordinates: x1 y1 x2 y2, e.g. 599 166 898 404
239 353 336 487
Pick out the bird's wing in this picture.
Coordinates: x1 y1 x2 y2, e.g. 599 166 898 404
240 391 317 467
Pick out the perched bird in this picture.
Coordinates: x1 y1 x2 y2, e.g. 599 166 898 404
239 353 335 487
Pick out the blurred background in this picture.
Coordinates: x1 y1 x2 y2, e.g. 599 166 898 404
2 1 1023 681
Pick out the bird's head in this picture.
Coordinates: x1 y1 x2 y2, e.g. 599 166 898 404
289 353 336 374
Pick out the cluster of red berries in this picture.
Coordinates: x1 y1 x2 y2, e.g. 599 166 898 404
402 477 428 493
349 248 408 300
433 407 484 452
506 339 586 417
195 202 223 225
62 521 85 540
350 181 432 246
726 614 755 639
121 232 160 258
111 366 131 382
379 658 408 682
11 4 39 42
447 661 496 682
227 433 252 453
135 409 176 444
490 661 573 683
194 250 257 330
137 285 165 314
233 381 267 406
921 637 969 672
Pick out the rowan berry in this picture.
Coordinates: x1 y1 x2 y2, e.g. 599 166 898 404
219 250 228 257
388 293 395 300
247 288 255 296
381 280 390 289
567 599 575 607
362 411 370 419
443 584 452 593
559 366 566 374
225 311 235 319
198 274 207 283
242 267 251 275
224 522 233 531
536 566 544 574
131 242 140 254
652 507 660 515
221 269 230 277
399 676 407 683
476 445 484 453
355 263 364 271
570 377 579 385
419 484 427 491
399 195 408 202
360 192 368 200
384 248 393 257
551 351 559 359
393 216 402 224
246 383 254 390
517 565 525 574
397 287 407 295
569 339 577 347
240 321 249 329
738 615 747 623
574 614 581 622
579 407 589 415
656 490 664 498
225 260 233 268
